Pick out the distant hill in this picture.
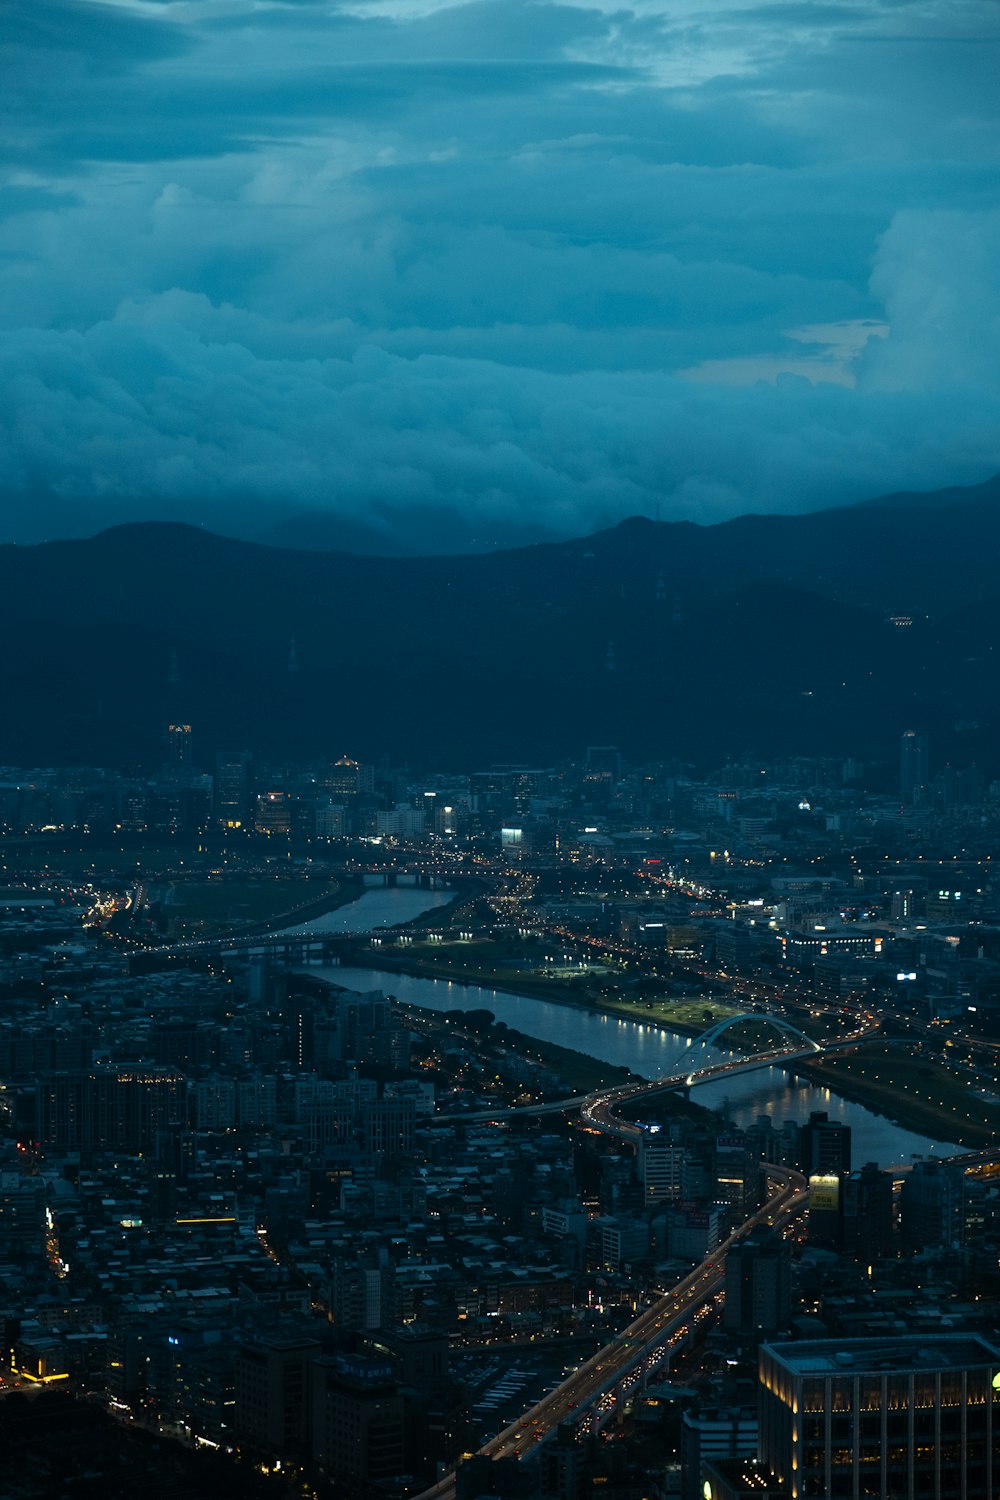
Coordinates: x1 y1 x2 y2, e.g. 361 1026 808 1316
0 474 997 769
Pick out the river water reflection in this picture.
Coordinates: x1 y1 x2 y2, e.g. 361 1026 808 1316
281 886 960 1166
315 960 959 1167
278 886 456 936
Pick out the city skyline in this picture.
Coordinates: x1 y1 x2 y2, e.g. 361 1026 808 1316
3 6 1000 1492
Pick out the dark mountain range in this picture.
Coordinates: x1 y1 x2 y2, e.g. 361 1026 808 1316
0 474 998 770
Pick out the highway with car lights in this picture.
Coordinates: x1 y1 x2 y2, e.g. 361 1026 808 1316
413 1165 807 1500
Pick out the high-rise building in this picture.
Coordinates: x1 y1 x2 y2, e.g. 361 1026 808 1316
36 1068 187 1155
899 1158 965 1253
362 1096 416 1160
637 1133 684 1205
758 1334 1000 1500
899 729 929 803
167 722 193 770
841 1162 894 1261
0 1173 46 1259
800 1112 851 1176
800 1112 851 1248
310 1354 404 1483
255 789 292 835
234 1335 321 1457
723 1226 791 1337
214 750 252 827
541 1424 591 1500
715 1132 762 1222
329 1247 395 1331
585 746 621 786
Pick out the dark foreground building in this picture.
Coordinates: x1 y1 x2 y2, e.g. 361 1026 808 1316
758 1334 1000 1500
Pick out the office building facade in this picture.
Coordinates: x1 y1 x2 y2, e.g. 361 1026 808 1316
758 1334 1000 1500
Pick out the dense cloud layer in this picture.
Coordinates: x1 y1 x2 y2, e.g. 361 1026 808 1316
2 0 999 547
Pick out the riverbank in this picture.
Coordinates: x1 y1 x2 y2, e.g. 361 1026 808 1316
264 876 366 932
340 943 740 1040
344 946 989 1149
168 873 365 943
398 999 714 1122
792 1044 994 1149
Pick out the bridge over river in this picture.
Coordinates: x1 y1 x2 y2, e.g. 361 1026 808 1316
410 1013 879 1500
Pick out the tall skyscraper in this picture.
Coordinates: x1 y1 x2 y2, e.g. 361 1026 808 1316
214 749 252 827
899 729 929 802
167 722 193 770
841 1162 894 1261
800 1112 851 1176
899 1158 965 1253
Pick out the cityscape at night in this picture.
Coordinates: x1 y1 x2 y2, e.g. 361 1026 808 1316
0 723 999 1497
4 0 1000 1494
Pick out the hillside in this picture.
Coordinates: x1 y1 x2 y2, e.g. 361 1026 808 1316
0 475 996 768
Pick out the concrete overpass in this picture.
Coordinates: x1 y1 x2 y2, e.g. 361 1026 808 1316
429 1013 839 1131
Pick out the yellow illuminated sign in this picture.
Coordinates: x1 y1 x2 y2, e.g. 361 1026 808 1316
809 1174 840 1211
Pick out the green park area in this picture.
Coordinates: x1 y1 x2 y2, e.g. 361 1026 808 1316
796 1042 1000 1149
358 930 744 1038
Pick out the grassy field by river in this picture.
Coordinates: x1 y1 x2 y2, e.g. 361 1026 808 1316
795 1043 999 1148
165 873 363 941
348 933 744 1037
354 936 995 1147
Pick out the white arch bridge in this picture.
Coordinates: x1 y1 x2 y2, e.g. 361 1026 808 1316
426 1011 831 1130
582 1011 827 1142
680 1011 820 1086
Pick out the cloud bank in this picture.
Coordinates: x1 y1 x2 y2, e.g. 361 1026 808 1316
2 0 999 547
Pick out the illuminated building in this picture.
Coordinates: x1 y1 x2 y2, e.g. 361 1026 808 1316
701 1458 787 1499
167 722 193 770
715 1132 762 1221
638 1133 685 1205
682 1406 758 1500
758 1334 1000 1499
214 749 252 827
254 789 291 834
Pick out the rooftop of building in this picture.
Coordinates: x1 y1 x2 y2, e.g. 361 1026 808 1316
762 1332 1000 1376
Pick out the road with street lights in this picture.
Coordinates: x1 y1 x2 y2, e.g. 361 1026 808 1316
413 1165 807 1500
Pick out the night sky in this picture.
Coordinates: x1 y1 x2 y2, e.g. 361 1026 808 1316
3 0 999 550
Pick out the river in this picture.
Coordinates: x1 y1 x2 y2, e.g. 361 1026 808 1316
277 885 456 936
282 885 960 1167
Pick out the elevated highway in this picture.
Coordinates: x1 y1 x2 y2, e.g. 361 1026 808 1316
412 1015 877 1500
413 1165 807 1500
434 1013 833 1131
